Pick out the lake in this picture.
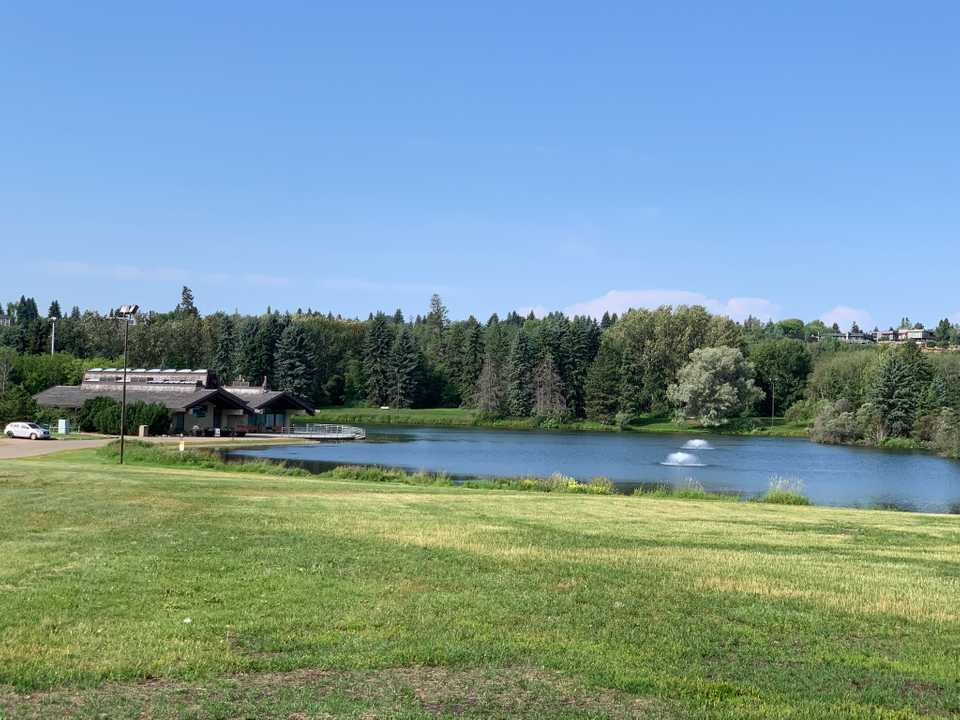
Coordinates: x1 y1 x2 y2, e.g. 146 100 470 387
229 426 960 513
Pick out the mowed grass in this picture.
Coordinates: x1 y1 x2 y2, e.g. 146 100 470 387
0 453 958 719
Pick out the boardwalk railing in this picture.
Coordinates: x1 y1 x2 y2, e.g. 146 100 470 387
282 423 366 439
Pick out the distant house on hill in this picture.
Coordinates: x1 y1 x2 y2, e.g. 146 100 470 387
34 369 314 435
875 328 935 344
0 313 11 327
818 331 875 345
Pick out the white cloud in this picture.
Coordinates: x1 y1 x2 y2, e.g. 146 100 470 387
564 289 780 322
820 305 874 330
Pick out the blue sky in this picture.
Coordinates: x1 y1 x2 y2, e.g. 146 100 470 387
2 2 958 329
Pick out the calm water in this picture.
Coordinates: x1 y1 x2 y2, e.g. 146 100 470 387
230 426 960 513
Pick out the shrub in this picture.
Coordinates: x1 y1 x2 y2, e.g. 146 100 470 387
77 397 170 435
810 400 861 444
127 401 171 436
784 398 823 425
78 396 119 433
931 408 960 459
0 386 39 425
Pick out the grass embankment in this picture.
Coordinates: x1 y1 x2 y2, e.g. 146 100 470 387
1 448 958 718
102 441 806 504
295 406 810 438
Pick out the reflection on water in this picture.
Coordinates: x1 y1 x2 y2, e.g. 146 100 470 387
228 426 960 513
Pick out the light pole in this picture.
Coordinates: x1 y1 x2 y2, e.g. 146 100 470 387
118 304 139 464
49 317 57 355
770 378 776 421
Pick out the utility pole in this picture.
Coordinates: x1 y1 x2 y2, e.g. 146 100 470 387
117 304 139 465
771 379 775 421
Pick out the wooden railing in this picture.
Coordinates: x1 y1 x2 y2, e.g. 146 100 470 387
281 424 366 439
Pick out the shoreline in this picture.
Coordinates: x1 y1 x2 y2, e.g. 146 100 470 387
294 407 811 438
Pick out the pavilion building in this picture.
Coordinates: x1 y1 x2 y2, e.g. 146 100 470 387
34 369 314 435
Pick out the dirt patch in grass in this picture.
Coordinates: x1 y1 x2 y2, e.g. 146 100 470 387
0 666 669 719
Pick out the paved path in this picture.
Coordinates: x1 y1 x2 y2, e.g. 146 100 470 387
0 438 112 459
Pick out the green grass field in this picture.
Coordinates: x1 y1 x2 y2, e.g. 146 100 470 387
295 407 811 438
1 450 958 719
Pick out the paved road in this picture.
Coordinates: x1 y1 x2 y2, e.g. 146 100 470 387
0 438 112 459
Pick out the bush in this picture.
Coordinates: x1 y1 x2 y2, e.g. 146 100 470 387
78 396 118 433
78 397 170 435
0 386 39 425
127 401 171 436
932 408 960 459
810 400 862 444
784 398 823 425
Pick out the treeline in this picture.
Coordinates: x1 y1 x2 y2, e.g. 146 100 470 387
804 343 960 457
3 289 960 453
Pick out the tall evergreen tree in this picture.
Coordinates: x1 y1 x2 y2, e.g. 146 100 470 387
15 296 39 325
425 294 449 359
458 318 484 406
47 300 62 319
390 327 419 408
212 315 237 385
363 312 393 406
585 341 621 423
565 317 600 418
476 356 506 417
248 313 284 387
920 374 949 417
177 286 198 317
235 318 260 382
870 347 928 437
275 323 313 398
534 353 566 419
506 331 535 416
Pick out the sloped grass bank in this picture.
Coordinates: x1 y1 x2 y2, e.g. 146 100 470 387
100 441 802 503
0 453 957 718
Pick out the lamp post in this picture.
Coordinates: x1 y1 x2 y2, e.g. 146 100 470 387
49 317 57 355
118 304 139 464
770 378 776 421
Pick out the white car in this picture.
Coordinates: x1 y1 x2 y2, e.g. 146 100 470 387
4 422 51 440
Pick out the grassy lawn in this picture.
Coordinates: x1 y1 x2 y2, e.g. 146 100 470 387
1 451 958 718
297 407 810 438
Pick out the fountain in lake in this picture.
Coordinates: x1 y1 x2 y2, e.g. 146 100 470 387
661 451 706 467
682 439 714 450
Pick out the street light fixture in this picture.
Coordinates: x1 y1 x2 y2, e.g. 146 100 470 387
118 304 139 464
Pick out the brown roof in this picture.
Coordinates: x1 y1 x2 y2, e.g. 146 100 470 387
223 387 315 414
34 385 252 412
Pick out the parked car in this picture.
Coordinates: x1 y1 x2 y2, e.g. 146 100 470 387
4 422 51 440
